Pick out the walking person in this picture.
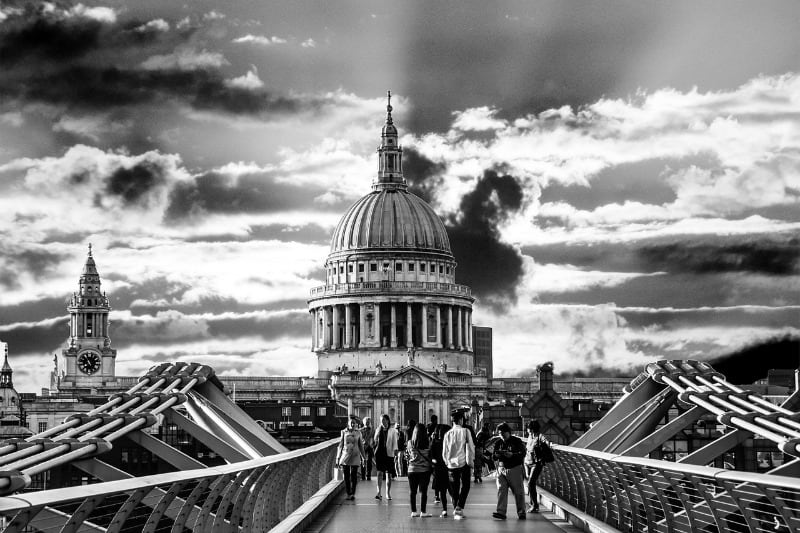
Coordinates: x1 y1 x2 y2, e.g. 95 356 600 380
395 422 407 477
373 414 399 500
336 417 366 500
426 414 438 438
442 409 475 520
361 417 374 481
430 424 450 516
491 423 527 520
407 423 433 517
475 422 493 477
525 420 550 513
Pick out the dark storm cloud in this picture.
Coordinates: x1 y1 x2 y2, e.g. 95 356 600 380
0 14 102 66
446 170 525 308
639 237 800 276
0 4 328 118
104 161 168 205
617 306 800 331
523 231 800 276
404 147 446 204
0 249 69 289
0 319 66 356
711 335 800 384
1 66 318 116
165 171 341 220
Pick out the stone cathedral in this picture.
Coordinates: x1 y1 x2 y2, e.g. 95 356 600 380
308 93 491 424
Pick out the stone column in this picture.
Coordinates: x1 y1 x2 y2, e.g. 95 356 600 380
359 303 366 348
332 304 341 349
457 306 463 350
406 303 413 347
345 304 352 348
390 303 397 347
311 309 317 351
435 305 442 347
323 306 332 349
467 309 473 351
447 306 454 349
421 303 428 348
375 302 382 347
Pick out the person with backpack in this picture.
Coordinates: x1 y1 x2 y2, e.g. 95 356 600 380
361 417 375 481
429 424 451 516
406 423 433 517
525 420 551 513
491 423 527 520
336 416 366 500
442 409 475 520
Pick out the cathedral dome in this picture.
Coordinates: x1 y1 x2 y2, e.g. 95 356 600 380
329 189 452 255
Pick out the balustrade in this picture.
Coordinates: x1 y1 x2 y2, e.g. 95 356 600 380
309 281 472 298
540 444 800 533
0 439 338 533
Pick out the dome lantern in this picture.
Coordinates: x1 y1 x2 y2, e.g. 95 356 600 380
374 90 406 191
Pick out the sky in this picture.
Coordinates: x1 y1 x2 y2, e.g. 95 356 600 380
0 0 799 392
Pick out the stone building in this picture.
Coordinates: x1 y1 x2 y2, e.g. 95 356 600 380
36 96 635 445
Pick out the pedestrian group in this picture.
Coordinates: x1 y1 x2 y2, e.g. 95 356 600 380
335 409 552 520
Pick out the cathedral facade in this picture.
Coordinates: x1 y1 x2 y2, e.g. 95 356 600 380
308 93 491 425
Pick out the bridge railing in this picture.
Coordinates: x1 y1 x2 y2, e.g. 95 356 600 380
0 438 338 533
542 444 799 533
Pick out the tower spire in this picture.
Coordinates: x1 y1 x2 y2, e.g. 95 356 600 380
374 90 406 190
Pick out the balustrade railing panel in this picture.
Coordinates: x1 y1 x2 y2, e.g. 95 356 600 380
540 445 800 533
0 439 338 533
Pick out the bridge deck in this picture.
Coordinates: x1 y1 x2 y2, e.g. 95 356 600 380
308 474 577 533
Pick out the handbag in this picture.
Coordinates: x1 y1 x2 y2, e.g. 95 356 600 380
534 439 555 464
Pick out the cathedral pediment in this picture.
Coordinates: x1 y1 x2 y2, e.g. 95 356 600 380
373 365 450 388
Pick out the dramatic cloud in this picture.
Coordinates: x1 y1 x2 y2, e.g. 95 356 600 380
445 170 525 307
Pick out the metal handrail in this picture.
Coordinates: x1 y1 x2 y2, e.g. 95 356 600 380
0 439 339 532
539 444 800 533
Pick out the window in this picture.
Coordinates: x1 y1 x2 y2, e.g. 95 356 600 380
301 407 311 417
408 263 415 271
298 421 313 427
281 407 291 417
370 263 377 272
420 263 426 272
395 263 402 271
439 265 444 274
359 264 365 273
38 421 48 433
339 266 344 274
348 264 353 273
279 421 293 428
446 266 451 274
317 407 327 416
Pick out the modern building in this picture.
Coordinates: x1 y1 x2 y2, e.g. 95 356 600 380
473 326 493 378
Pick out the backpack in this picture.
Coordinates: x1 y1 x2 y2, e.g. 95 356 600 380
534 438 555 464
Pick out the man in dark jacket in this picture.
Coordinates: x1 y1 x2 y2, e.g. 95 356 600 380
491 423 527 520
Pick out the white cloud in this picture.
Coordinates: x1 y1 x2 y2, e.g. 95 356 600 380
452 106 507 131
67 4 117 23
301 39 317 48
232 35 287 46
141 48 228 71
203 10 226 21
135 19 170 32
225 67 264 90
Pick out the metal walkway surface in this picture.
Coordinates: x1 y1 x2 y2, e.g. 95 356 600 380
308 475 576 533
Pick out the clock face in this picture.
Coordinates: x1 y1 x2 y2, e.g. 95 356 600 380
78 351 101 375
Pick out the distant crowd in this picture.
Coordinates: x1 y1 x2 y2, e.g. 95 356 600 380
336 409 554 520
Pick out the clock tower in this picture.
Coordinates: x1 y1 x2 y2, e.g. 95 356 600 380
60 245 117 392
